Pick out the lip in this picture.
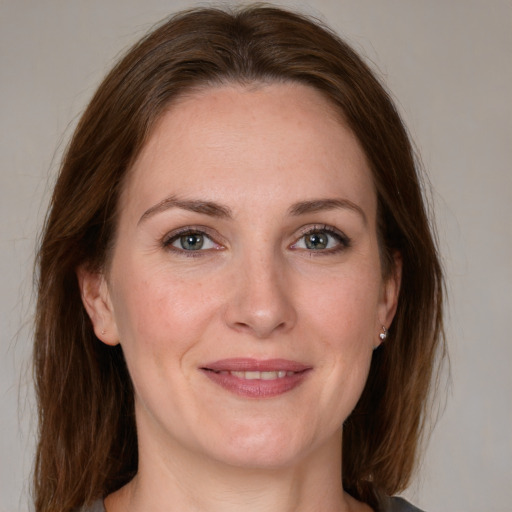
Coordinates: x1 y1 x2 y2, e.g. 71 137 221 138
200 358 312 399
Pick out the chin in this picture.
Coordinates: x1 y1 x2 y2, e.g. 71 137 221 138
214 444 302 470
201 420 320 470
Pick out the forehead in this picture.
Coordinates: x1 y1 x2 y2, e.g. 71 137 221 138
121 82 376 220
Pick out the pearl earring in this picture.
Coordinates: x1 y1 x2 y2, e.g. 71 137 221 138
379 326 388 341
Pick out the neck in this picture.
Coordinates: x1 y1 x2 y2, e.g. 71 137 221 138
106 430 364 512
105 401 372 512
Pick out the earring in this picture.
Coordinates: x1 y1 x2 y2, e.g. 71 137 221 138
379 326 388 341
101 329 106 336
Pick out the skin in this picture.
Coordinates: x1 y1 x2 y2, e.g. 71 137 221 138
79 82 400 512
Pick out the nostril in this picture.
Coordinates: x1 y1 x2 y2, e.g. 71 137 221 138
229 316 291 339
222 271 297 337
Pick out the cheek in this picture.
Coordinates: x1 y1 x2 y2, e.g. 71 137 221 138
110 264 220 360
300 265 380 414
303 263 381 341
109 272 207 409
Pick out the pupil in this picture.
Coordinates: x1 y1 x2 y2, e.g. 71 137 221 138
181 233 204 250
305 232 327 249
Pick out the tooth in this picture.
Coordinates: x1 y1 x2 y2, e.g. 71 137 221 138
228 370 293 380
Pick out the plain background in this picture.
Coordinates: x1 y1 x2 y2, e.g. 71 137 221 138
1 1 511 511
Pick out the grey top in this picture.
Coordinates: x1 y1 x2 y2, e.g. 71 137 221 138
81 496 424 512
381 496 425 512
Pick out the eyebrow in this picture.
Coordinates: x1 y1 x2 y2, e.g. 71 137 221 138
288 198 367 225
138 196 233 224
138 196 366 225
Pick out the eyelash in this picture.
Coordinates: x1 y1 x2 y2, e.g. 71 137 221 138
161 224 351 257
162 226 222 257
291 224 351 254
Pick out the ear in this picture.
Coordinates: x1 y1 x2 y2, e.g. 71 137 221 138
77 266 120 346
376 251 402 345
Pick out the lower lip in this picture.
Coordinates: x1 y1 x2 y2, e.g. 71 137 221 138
201 369 310 398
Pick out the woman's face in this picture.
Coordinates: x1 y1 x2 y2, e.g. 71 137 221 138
81 82 399 470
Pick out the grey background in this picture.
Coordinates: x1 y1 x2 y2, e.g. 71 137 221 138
1 1 511 511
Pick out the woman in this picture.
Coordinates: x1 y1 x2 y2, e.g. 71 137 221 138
33 5 444 512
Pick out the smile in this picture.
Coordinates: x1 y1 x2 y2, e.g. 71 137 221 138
213 370 297 380
200 359 311 398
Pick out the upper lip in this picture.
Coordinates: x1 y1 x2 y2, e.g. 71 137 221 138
201 358 311 373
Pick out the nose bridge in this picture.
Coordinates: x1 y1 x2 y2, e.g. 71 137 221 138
224 244 296 338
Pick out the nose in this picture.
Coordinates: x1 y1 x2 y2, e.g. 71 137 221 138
223 251 297 339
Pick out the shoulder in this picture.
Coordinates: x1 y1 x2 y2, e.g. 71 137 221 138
77 496 424 512
76 500 105 512
77 497 423 512
380 496 426 512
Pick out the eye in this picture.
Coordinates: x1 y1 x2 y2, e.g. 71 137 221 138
291 225 350 252
163 228 221 253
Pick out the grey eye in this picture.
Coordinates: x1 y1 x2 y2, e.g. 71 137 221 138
176 233 205 251
294 229 344 251
166 231 218 252
303 232 329 250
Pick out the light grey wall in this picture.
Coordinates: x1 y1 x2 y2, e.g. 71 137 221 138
1 1 510 511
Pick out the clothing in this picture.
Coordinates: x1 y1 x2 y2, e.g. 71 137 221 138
80 496 425 512
380 496 425 512
79 501 104 512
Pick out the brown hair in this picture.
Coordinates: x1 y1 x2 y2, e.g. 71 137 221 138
34 5 445 511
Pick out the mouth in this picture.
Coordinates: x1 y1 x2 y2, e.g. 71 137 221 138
200 358 311 398
207 369 299 380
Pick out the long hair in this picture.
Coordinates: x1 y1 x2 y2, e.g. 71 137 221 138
34 6 445 511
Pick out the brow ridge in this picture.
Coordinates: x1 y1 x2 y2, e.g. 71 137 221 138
139 196 366 225
288 198 367 224
139 196 233 224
